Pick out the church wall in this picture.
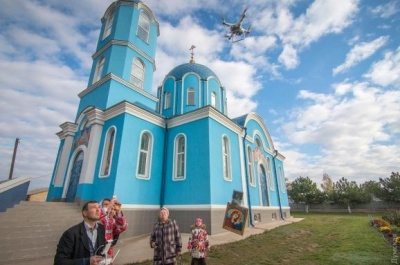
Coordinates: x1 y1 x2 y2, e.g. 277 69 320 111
97 2 158 59
114 4 158 58
245 118 272 151
113 114 165 205
106 80 157 109
163 118 211 205
181 74 200 114
76 86 110 120
161 77 175 117
88 113 164 205
125 48 156 93
273 159 289 206
208 78 223 111
208 118 243 205
77 79 157 120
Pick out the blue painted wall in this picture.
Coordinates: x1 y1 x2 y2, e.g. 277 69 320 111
0 180 30 212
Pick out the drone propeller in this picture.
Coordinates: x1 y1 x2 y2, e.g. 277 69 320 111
244 21 252 35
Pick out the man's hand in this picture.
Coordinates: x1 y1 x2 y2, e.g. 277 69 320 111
90 255 103 265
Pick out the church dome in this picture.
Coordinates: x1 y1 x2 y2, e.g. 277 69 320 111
167 63 219 81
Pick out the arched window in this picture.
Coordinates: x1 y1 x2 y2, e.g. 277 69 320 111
174 135 186 180
93 57 105 84
222 136 231 180
137 11 150 43
255 138 262 148
100 127 116 177
211 92 217 107
103 8 114 39
164 92 171 109
266 158 274 191
187 87 195 105
247 146 255 185
279 165 286 193
137 132 152 179
259 164 269 205
131 58 145 89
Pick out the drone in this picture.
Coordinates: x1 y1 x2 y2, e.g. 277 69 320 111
222 8 252 43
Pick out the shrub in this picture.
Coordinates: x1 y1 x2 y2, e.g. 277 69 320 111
371 218 390 228
382 209 400 226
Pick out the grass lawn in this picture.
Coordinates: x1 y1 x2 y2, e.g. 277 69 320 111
127 213 397 265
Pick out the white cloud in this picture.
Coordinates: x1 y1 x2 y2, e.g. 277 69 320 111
281 80 400 182
333 36 388 75
364 46 400 88
370 1 399 19
278 44 299 69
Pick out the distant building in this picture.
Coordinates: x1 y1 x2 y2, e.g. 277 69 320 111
46 0 290 235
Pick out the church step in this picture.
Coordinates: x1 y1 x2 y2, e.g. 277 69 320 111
0 201 84 264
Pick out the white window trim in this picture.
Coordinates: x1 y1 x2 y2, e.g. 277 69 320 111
99 126 116 178
211 92 217 107
93 57 105 84
279 165 286 193
173 134 186 181
102 9 114 40
131 58 145 89
247 146 255 186
187 87 195 105
137 11 150 43
267 158 274 191
136 131 153 180
222 135 232 181
164 92 171 109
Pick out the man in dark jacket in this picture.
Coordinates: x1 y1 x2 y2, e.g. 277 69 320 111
54 201 106 265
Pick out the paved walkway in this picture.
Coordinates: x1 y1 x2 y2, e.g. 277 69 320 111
11 218 303 265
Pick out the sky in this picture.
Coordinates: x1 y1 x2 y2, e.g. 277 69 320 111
0 0 399 191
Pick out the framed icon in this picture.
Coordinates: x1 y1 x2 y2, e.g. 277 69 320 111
232 190 243 205
222 202 248 235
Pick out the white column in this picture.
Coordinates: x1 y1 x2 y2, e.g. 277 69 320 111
54 122 78 187
79 108 105 183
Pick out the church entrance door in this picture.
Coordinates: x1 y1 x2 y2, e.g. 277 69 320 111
66 151 84 202
259 165 269 206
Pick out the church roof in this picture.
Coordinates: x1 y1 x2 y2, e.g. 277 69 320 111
167 63 219 81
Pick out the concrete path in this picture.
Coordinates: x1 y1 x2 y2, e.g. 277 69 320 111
10 218 303 265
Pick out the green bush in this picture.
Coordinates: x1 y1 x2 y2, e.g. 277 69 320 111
382 209 400 226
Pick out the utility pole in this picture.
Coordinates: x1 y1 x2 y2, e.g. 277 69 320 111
8 138 20 180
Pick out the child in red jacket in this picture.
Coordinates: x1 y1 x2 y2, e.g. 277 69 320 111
187 218 209 265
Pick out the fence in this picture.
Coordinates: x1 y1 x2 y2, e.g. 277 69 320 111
290 201 400 213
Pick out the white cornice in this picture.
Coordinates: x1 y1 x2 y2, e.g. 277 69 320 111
78 73 158 103
92 40 156 71
56 122 78 139
168 106 243 134
85 108 105 126
105 101 165 127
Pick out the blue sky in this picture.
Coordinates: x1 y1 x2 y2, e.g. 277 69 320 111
0 0 399 191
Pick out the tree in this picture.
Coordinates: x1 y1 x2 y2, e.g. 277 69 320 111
361 180 380 198
333 177 372 213
321 173 334 202
375 172 400 202
289 176 324 213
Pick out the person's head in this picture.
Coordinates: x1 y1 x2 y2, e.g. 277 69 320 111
159 207 169 223
82 201 100 222
195 218 203 227
101 198 111 208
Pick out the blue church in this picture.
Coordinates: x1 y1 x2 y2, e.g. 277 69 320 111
47 0 290 236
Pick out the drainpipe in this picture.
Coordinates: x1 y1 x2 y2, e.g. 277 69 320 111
273 150 285 220
160 119 168 207
242 127 254 227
